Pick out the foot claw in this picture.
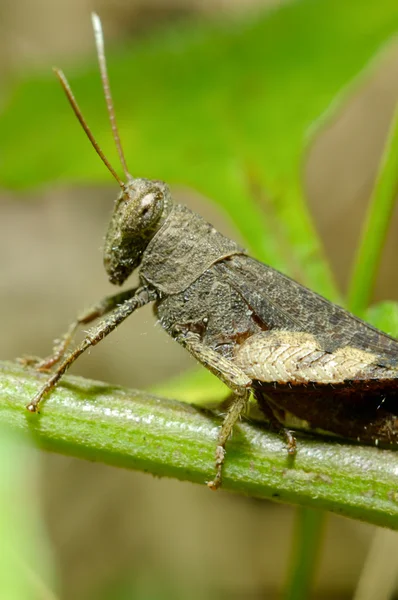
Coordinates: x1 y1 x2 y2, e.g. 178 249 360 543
207 479 220 491
17 355 54 373
207 445 225 490
17 355 41 367
284 429 297 455
35 362 53 373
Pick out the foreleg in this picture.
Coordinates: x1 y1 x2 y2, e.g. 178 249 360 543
26 288 140 371
27 286 157 413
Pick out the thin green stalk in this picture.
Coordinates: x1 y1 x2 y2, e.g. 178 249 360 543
347 105 398 315
284 509 326 600
346 105 398 600
1 360 398 529
286 104 398 600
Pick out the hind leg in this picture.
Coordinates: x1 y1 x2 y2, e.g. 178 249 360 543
173 328 252 490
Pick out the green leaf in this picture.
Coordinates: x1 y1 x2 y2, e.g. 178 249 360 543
3 0 398 298
151 366 229 406
366 301 398 337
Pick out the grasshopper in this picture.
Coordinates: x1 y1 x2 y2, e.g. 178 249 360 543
27 14 398 490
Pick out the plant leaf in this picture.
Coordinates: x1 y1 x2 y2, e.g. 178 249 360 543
366 301 398 337
2 1 398 296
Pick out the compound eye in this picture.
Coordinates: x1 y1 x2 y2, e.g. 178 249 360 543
141 192 156 212
139 190 164 224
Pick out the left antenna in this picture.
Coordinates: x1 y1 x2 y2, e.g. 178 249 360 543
53 68 125 188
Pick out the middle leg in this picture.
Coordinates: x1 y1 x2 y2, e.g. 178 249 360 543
253 389 297 455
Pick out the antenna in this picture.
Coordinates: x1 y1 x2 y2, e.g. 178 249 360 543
91 12 131 181
53 67 125 187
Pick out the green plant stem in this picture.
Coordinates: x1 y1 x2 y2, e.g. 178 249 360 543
286 102 398 600
1 360 398 528
284 508 326 600
347 105 398 316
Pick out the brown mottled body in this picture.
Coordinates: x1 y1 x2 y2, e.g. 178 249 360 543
155 248 398 452
253 381 398 447
27 14 398 490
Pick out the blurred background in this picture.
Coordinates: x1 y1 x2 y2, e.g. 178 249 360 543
1 0 398 598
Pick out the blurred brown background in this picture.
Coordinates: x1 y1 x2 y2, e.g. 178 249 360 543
1 1 398 599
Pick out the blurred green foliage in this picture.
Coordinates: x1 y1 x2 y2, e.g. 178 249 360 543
2 0 398 298
348 105 398 316
0 427 56 599
367 301 398 336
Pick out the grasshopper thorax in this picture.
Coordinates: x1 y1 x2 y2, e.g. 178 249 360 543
104 177 172 285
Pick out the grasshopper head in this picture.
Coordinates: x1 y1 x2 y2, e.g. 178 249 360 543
53 14 173 286
104 177 171 285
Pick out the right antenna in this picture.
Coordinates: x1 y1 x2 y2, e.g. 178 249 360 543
91 12 132 181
